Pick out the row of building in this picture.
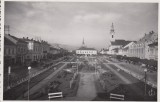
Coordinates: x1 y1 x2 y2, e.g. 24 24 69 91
4 34 64 66
100 23 158 61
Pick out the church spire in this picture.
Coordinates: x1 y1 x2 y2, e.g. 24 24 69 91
82 38 85 47
110 22 115 42
110 22 115 33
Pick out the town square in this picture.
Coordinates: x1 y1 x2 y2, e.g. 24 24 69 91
2 1 158 101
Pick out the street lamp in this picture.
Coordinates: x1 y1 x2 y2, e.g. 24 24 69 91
77 59 79 74
28 66 31 100
7 66 11 89
95 59 97 74
144 68 147 98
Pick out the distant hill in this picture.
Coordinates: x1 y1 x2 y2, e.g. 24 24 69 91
50 43 79 51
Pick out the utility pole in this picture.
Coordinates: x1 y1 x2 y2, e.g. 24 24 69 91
144 68 147 100
7 66 11 89
28 66 31 101
4 25 10 34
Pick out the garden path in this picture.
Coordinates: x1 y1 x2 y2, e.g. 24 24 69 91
76 72 97 100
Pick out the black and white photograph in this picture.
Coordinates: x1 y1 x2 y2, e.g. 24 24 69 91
2 1 158 101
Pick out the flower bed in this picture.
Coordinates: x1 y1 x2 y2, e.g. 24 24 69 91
30 69 80 100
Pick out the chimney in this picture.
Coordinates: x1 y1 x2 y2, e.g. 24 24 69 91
27 37 28 39
145 33 147 36
152 31 154 34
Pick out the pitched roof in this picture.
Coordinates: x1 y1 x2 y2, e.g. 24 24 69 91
112 48 119 52
4 37 16 46
111 40 131 46
21 38 42 44
8 34 27 44
77 46 96 50
148 42 158 47
100 49 109 52
50 47 59 50
138 31 158 43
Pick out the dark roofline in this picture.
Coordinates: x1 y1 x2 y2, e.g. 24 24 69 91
4 37 16 46
8 34 27 44
77 46 97 50
148 42 158 47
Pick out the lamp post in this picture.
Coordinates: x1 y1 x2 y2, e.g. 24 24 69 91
144 68 147 99
28 66 31 100
95 59 97 74
77 59 79 74
7 66 11 89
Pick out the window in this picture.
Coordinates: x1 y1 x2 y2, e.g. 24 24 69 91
8 48 10 55
4 49 6 55
21 48 23 53
12 48 14 54
18 47 20 52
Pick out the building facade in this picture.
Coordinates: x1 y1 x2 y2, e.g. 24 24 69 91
76 39 97 56
76 47 97 55
5 34 28 64
41 40 50 59
22 37 42 63
4 37 17 66
148 42 158 60
129 31 158 60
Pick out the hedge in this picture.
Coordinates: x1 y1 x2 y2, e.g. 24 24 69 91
115 55 157 71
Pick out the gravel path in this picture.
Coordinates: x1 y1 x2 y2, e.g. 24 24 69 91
76 72 97 100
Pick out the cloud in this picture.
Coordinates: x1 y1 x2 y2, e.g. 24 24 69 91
73 13 122 24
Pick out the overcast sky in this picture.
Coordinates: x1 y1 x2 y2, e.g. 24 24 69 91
5 2 158 50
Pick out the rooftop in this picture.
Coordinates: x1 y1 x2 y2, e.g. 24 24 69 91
77 46 96 50
8 34 27 44
148 42 158 47
138 31 158 43
111 40 131 47
4 37 16 46
50 47 59 50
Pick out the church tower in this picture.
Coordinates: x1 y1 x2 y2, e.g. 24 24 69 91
82 38 85 47
110 23 115 42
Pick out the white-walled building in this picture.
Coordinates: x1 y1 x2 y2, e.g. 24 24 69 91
107 23 131 55
99 49 108 54
129 31 158 60
148 42 158 60
76 47 97 55
76 38 97 56
118 41 136 57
